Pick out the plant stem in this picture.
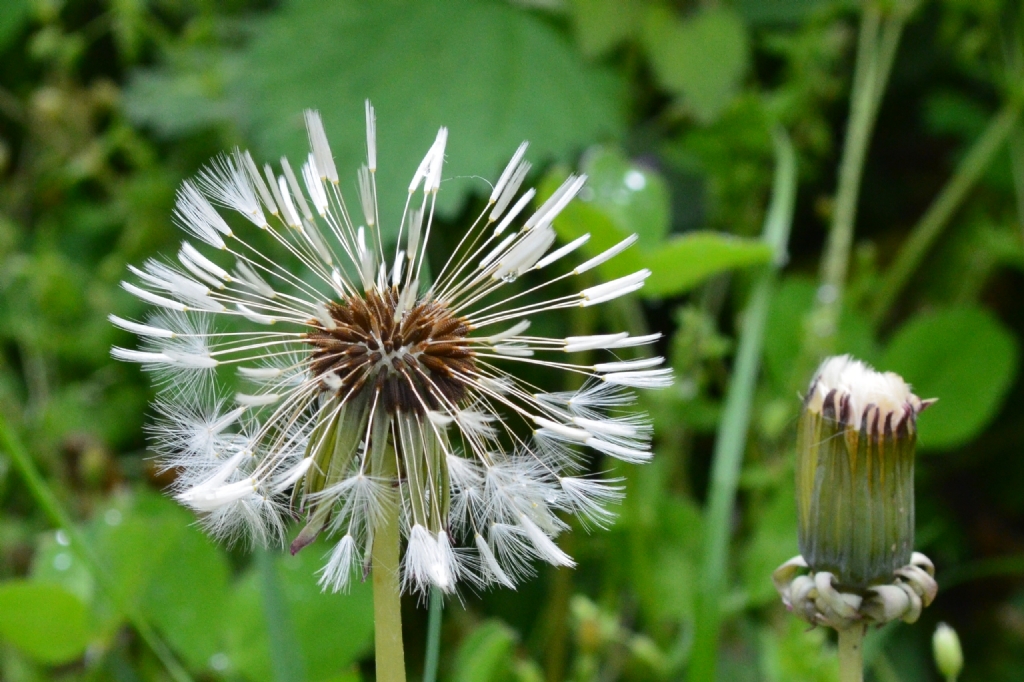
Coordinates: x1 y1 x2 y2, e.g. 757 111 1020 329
257 549 305 682
0 413 193 682
810 4 894 356
871 100 1023 323
688 128 797 682
372 481 407 682
1008 123 1024 239
423 588 443 682
838 625 866 682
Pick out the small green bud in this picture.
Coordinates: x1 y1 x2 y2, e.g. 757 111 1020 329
796 355 935 589
933 622 963 681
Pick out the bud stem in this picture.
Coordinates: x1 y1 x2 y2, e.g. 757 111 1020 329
372 451 407 682
838 624 866 682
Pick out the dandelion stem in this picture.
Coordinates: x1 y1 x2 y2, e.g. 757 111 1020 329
689 128 797 682
422 588 443 682
838 625 866 682
372 465 407 682
0 413 193 682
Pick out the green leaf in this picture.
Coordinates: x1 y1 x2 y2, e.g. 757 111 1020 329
93 513 180 615
237 0 625 230
641 6 749 122
452 620 518 682
225 543 374 682
31 533 95 604
143 512 232 670
882 306 1019 450
125 58 241 138
0 0 29 50
644 233 772 296
85 492 235 668
545 171 645 280
578 147 670 248
569 0 637 58
0 580 92 664
541 161 771 295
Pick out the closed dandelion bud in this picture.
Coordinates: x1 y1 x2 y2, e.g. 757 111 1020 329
796 355 935 589
933 622 963 680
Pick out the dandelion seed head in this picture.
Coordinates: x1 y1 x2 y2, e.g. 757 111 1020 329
111 103 672 595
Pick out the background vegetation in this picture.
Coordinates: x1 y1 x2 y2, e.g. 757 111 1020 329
1 0 1023 680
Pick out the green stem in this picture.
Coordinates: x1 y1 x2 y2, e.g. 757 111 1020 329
687 128 797 682
811 4 903 354
869 11 906 121
257 549 306 682
372 481 407 682
422 588 442 682
838 625 866 682
0 413 193 682
871 100 1024 323
1008 123 1024 238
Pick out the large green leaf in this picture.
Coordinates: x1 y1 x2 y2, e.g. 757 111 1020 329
569 0 638 58
126 53 242 137
142 508 233 670
641 6 749 123
82 492 233 669
129 0 626 235
644 233 771 296
92 509 180 615
0 581 92 664
882 306 1018 450
225 544 374 682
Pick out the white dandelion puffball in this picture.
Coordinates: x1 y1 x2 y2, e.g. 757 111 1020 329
110 102 673 595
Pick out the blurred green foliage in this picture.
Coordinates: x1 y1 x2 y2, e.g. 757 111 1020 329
1 0 1024 681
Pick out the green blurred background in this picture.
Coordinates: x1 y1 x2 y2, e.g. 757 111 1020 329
1 0 1023 680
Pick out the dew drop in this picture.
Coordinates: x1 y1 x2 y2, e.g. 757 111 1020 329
624 169 646 191
209 653 230 671
53 552 72 571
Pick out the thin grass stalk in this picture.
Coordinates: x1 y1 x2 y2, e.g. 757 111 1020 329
687 128 796 682
870 99 1023 323
257 548 306 682
0 413 194 682
810 3 892 356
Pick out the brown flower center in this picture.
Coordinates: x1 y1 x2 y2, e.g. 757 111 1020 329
305 288 475 414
